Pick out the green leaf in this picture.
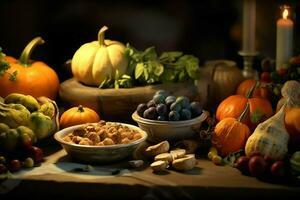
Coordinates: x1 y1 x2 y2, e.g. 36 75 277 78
99 77 113 88
160 68 176 83
178 71 186 82
250 109 265 123
142 47 157 60
144 68 149 80
151 60 164 76
114 69 120 80
159 51 182 62
135 63 144 79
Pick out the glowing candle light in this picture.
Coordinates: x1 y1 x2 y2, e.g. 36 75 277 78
276 6 293 71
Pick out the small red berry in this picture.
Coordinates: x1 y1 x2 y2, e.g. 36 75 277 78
9 160 22 172
278 68 286 77
28 146 44 163
260 72 271 83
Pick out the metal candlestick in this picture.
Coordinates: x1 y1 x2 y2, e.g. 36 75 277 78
238 51 259 80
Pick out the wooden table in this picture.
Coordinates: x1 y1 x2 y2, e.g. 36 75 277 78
1 144 300 200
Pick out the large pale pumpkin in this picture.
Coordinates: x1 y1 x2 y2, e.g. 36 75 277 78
71 26 128 86
202 60 243 106
0 37 60 100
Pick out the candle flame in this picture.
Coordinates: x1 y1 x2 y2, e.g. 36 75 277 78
283 8 289 19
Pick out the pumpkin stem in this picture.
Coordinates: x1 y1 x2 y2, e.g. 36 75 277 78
19 37 45 66
98 26 108 47
238 102 250 123
246 80 260 99
77 105 85 112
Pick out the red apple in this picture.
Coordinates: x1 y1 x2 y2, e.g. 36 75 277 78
248 155 267 177
271 161 286 178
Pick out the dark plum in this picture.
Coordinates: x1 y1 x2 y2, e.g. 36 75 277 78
165 96 176 107
180 109 192 120
137 103 148 117
156 103 167 116
169 111 180 121
176 96 189 108
147 100 156 108
155 90 168 98
153 94 165 105
170 102 181 112
190 101 203 117
143 107 158 120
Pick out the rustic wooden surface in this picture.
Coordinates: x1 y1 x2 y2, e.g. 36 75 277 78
59 78 209 122
1 145 299 200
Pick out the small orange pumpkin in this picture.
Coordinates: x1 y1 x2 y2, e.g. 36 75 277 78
285 107 300 150
236 79 269 99
212 103 251 156
217 81 273 131
59 105 100 128
0 37 59 100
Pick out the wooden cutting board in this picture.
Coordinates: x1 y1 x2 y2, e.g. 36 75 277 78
59 78 209 122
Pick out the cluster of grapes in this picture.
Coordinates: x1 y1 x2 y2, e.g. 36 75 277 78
261 57 300 83
0 146 43 174
260 57 300 96
136 90 203 121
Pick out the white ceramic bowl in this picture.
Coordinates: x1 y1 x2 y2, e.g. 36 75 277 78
132 111 207 142
54 123 147 164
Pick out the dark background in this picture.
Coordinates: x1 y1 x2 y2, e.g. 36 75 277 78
0 0 299 82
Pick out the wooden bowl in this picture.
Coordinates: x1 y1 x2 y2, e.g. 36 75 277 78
59 78 208 122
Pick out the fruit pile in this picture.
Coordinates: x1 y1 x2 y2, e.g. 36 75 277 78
136 90 203 121
0 146 43 174
234 154 289 179
0 93 57 175
260 56 300 102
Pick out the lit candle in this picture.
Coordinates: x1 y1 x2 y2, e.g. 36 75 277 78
276 7 293 71
242 0 256 53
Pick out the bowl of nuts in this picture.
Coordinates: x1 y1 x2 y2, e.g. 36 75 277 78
54 120 147 163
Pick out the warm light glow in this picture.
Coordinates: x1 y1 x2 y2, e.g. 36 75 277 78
283 8 289 19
